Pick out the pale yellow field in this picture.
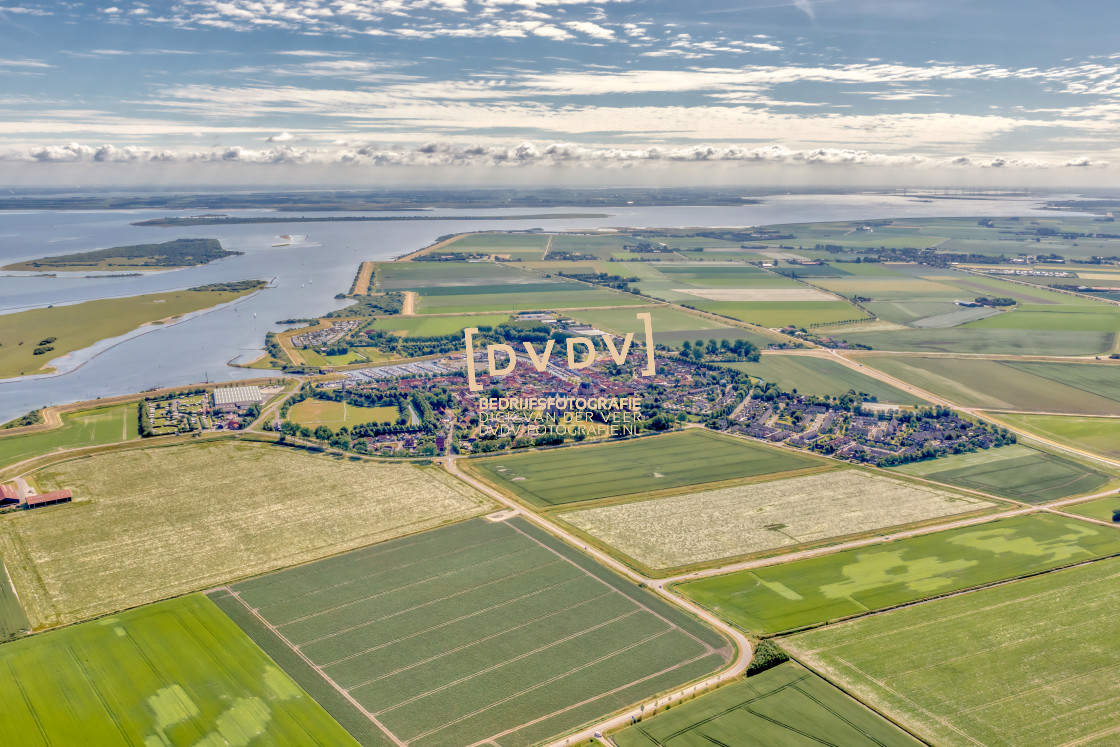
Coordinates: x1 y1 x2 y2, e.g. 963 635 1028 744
560 471 995 569
0 441 492 627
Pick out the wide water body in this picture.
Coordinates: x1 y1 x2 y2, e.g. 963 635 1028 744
0 194 1077 421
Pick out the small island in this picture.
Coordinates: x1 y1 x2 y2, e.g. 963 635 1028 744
3 238 240 272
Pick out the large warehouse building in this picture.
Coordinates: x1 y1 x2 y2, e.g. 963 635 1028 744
213 385 264 412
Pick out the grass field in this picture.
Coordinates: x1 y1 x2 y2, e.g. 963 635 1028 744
613 662 921 746
679 512 1120 634
893 444 1114 503
469 430 830 508
0 441 491 627
214 517 731 747
1063 494 1120 523
560 471 994 571
0 403 138 472
839 328 1113 355
0 556 29 641
965 304 1120 332
862 356 1120 414
689 300 869 328
564 306 778 348
0 285 261 378
287 399 398 429
0 594 360 747
728 355 927 404
996 413 1120 460
370 313 512 337
787 556 1120 747
416 285 642 314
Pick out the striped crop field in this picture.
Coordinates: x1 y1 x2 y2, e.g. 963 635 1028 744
211 517 731 747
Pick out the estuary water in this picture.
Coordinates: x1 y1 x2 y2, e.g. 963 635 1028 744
0 193 1075 421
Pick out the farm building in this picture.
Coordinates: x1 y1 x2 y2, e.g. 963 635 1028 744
25 490 72 510
213 385 264 412
0 483 18 506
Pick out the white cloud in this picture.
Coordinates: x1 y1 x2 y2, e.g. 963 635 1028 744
2 139 1100 171
564 21 614 40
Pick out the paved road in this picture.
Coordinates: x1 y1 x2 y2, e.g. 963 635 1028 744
443 457 754 747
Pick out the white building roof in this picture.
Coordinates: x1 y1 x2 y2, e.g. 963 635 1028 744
213 385 264 406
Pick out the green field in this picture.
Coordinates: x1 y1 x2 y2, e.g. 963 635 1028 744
965 304 1120 332
689 300 869 328
996 413 1120 460
787 556 1120 747
416 285 641 314
0 403 139 472
1064 495 1120 523
375 260 527 289
728 355 927 403
0 441 490 627
0 555 29 641
287 398 399 429
450 233 550 257
215 517 730 747
0 285 262 378
613 662 921 747
370 313 512 337
564 306 777 348
678 512 1120 634
0 594 359 747
863 356 1120 414
892 444 1114 503
840 328 1113 355
470 430 830 507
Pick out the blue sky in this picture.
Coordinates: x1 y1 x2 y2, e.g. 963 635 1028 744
2 0 1120 184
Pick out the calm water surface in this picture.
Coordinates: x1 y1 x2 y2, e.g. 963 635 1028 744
0 194 1077 420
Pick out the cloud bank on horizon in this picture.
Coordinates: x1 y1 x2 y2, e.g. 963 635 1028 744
2 0 1119 184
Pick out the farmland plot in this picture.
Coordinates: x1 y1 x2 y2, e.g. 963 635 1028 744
678 512 1120 634
787 557 1120 747
469 429 830 508
560 471 995 570
613 662 921 747
214 517 730 747
893 444 1114 503
0 441 491 627
0 595 359 747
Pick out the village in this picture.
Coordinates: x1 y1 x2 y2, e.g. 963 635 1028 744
723 388 1015 466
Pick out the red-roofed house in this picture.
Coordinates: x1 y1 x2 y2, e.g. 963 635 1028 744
0 483 18 506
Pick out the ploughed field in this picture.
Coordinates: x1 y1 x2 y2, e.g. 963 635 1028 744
786 556 1120 747
469 429 830 508
0 441 490 627
211 517 730 747
559 470 996 571
0 595 358 747
678 512 1120 634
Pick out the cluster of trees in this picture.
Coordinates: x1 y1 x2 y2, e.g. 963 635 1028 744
189 279 266 293
1 409 43 429
414 252 487 261
558 271 640 293
679 338 759 361
975 296 1016 306
325 292 403 318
